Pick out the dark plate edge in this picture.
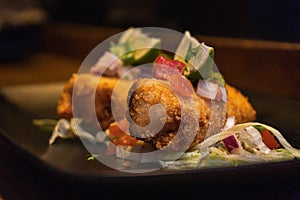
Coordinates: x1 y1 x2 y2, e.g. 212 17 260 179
0 86 300 187
1 127 300 186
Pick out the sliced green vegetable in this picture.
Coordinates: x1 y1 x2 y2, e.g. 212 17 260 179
253 125 266 132
86 154 99 161
109 28 162 65
33 119 58 132
174 31 224 86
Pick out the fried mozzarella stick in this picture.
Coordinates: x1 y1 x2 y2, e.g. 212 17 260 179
127 78 256 149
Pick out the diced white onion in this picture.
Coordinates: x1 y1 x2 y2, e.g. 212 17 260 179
116 146 132 159
91 51 123 76
245 126 271 154
95 131 106 143
49 119 74 145
222 116 235 131
117 66 132 78
196 80 219 100
219 86 227 102
70 118 96 144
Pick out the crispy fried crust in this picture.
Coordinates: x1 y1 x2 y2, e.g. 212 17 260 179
127 78 256 149
127 79 210 149
57 73 119 130
226 84 256 122
57 74 256 149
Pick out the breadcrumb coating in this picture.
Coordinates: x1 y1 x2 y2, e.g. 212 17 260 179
57 74 256 150
57 73 119 130
127 78 256 149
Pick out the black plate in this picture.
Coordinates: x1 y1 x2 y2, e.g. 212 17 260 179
0 83 299 198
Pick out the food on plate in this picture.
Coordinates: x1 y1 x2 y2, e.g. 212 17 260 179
127 78 256 149
34 27 299 170
161 122 300 170
57 73 119 130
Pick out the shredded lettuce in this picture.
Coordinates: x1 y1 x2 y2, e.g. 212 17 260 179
33 119 58 133
162 122 300 170
35 118 299 169
160 150 201 170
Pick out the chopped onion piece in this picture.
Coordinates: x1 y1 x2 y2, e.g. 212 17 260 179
95 131 106 143
182 122 300 166
219 86 227 102
196 80 227 102
117 66 140 80
49 119 74 145
116 146 133 159
245 126 271 154
222 116 235 131
70 118 96 144
222 134 242 154
117 66 131 78
90 51 123 76
197 80 218 100
118 65 153 80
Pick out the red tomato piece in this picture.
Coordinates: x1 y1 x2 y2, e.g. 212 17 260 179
154 55 186 74
153 55 194 96
108 122 137 146
260 129 280 149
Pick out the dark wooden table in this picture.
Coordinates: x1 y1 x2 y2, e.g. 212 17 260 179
0 22 299 199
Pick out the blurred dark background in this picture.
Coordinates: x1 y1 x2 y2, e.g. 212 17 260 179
0 0 299 61
40 0 300 42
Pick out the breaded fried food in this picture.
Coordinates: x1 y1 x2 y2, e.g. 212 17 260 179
127 78 256 149
226 84 256 123
127 78 210 149
57 73 119 130
57 73 256 150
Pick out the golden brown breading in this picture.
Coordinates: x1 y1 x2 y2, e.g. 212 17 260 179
57 74 256 150
57 73 76 119
127 78 210 149
128 79 182 134
226 84 256 123
57 73 119 130
127 78 256 149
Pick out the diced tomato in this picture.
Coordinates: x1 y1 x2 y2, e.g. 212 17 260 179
117 118 130 132
113 134 137 146
154 55 186 74
108 122 137 146
153 55 194 96
260 129 280 149
109 122 125 137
